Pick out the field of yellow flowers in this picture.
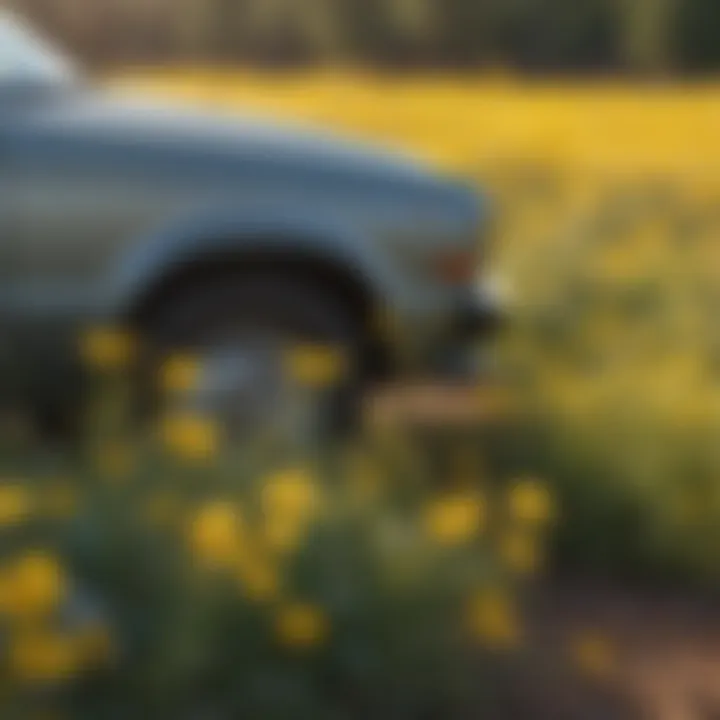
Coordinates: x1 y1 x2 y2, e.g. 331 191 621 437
114 72 720 582
0 335 564 717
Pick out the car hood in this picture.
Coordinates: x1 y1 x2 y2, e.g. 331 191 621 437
15 88 473 206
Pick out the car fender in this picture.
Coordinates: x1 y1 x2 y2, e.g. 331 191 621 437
103 205 403 320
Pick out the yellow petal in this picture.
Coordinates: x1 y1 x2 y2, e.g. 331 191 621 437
9 629 80 684
467 588 522 649
161 413 220 462
159 355 201 394
508 479 555 525
499 530 543 575
79 327 136 370
0 485 33 527
572 632 615 677
0 552 68 619
188 501 243 567
275 603 328 649
424 493 485 546
285 344 347 388
262 468 321 523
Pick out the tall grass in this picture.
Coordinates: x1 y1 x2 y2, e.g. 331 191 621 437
0 334 560 717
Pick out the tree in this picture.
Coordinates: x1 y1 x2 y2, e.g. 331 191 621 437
676 0 720 72
617 0 678 75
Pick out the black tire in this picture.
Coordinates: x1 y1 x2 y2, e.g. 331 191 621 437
139 273 362 442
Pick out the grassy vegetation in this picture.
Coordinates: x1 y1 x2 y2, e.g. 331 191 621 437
0 344 558 716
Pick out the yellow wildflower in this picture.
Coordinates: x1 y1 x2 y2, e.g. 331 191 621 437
9 629 80 684
159 355 201 394
467 588 522 649
161 412 219 462
508 478 555 525
262 468 321 524
572 632 615 677
285 344 347 388
188 501 243 568
275 603 328 649
0 484 33 526
79 327 135 370
499 530 543 575
0 552 67 619
237 556 280 602
424 493 485 546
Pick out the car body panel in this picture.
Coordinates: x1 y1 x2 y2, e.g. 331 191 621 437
0 14 496 420
1 88 483 315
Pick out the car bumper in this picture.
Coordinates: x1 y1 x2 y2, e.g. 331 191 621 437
368 278 511 425
456 277 507 339
430 277 507 378
366 278 511 426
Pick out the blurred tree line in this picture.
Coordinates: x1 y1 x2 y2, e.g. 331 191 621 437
11 0 720 74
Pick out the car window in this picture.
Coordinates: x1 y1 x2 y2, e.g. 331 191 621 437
0 11 75 84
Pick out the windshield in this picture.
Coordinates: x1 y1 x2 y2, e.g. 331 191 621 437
0 11 76 84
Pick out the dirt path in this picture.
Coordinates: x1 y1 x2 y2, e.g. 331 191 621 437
533 580 720 720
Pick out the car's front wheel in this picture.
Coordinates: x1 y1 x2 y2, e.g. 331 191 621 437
140 274 361 446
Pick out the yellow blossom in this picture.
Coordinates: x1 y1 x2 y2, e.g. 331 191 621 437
467 588 522 649
275 603 328 649
572 633 615 677
161 413 219 462
236 556 280 602
0 552 67 619
159 355 201 394
0 485 33 526
508 478 555 525
499 530 543 575
79 327 135 370
8 629 80 684
285 344 347 388
424 493 485 546
262 468 321 524
188 501 243 567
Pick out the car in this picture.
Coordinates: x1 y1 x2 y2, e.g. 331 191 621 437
0 11 502 440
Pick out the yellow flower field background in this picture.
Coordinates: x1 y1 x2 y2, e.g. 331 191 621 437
0 346 560 717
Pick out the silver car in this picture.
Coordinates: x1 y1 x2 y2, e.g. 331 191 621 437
0 12 501 438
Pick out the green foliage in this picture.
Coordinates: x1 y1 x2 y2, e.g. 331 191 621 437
0 384 550 718
487 165 720 586
676 0 720 71
24 0 720 73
